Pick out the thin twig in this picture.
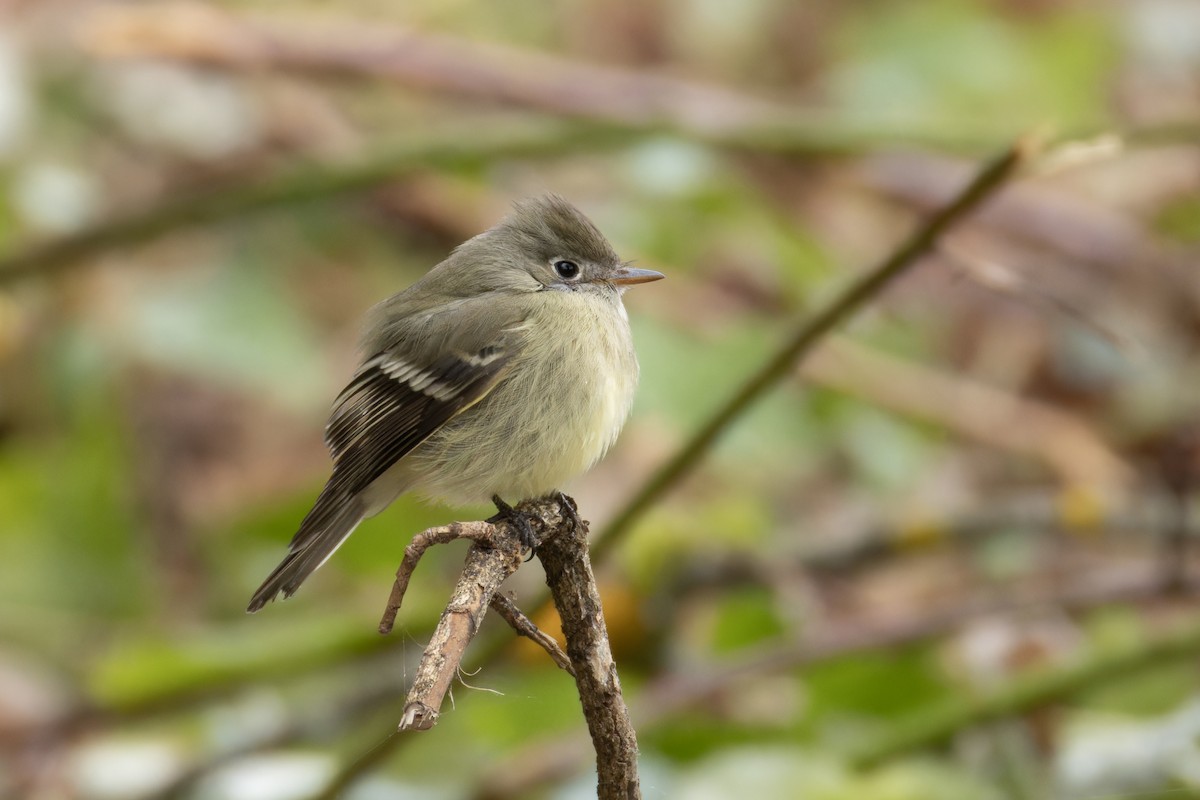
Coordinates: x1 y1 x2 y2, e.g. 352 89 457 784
393 522 523 732
489 593 574 675
864 150 1200 308
379 521 496 635
591 136 1041 562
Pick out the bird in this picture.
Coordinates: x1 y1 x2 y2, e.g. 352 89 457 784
247 194 663 612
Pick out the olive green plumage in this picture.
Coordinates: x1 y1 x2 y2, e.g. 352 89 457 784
248 195 662 612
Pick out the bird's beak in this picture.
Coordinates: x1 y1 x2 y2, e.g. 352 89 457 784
611 266 665 286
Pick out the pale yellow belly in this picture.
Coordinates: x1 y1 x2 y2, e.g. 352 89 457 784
400 292 638 506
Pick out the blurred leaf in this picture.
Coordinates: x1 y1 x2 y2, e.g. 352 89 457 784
1083 606 1146 651
117 249 328 410
646 714 803 764
829 1 1114 131
88 616 380 711
379 664 587 786
1075 606 1200 716
1155 195 1200 243
710 587 786 654
620 494 773 590
805 647 949 721
0 382 144 619
1075 660 1199 717
834 402 939 493
672 746 849 800
632 316 824 469
847 759 1004 800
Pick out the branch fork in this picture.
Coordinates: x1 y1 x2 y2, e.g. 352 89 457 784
379 495 641 797
379 497 578 732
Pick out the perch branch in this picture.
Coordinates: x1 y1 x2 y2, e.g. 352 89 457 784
378 521 498 635
536 502 642 800
386 522 523 732
321 496 638 799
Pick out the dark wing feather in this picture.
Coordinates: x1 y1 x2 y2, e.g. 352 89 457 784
328 346 510 490
285 342 512 552
247 292 530 612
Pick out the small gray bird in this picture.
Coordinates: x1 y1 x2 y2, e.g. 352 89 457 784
247 195 662 612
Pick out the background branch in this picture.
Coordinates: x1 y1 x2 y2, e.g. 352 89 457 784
592 137 1040 562
803 337 1129 491
79 2 995 154
850 611 1200 768
0 122 631 284
474 571 1200 799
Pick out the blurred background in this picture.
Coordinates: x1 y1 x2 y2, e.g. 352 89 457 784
1 1 1199 798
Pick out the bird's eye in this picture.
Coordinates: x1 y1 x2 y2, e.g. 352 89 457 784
553 259 580 279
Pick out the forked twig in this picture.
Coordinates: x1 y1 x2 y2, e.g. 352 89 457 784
490 592 574 675
382 520 522 732
378 521 498 635
368 496 639 797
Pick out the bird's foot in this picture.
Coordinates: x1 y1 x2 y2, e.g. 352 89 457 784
489 495 537 560
556 491 582 532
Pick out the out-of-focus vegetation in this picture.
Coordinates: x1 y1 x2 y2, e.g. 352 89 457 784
1 1 1199 798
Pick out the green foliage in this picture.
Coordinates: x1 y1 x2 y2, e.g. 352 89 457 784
0 385 145 620
1076 659 1199 717
845 759 1004 800
829 0 1114 132
620 495 774 590
805 647 949 723
118 250 329 409
1156 195 1200 243
646 714 802 764
632 316 824 467
88 616 381 711
1078 609 1199 716
709 587 787 653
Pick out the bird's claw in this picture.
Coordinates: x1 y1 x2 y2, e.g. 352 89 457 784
489 495 538 559
556 491 582 532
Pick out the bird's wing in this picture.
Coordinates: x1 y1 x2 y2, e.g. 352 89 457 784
287 299 527 550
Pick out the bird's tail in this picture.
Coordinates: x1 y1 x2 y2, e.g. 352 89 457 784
246 489 364 613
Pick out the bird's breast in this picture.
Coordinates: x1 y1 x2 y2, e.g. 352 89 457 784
406 291 639 505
